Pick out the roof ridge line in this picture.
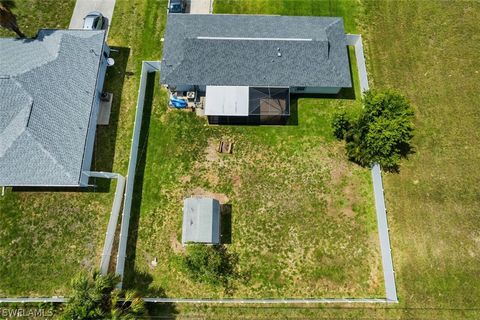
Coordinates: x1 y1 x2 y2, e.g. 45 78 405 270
323 17 345 34
0 127 26 158
0 79 33 157
38 31 62 58
26 130 74 180
195 36 314 41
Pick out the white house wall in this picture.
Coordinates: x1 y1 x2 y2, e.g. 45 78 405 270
80 44 110 186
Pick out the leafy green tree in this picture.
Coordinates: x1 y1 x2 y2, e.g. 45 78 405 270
182 244 237 287
333 90 414 171
61 271 147 320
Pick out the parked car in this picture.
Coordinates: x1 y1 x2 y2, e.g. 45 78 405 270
83 11 105 30
168 0 186 13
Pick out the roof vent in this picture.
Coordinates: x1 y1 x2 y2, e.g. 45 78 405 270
277 52 282 57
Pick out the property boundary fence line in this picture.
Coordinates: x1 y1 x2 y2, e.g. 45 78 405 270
0 298 66 303
0 297 391 304
83 171 126 275
115 61 161 288
346 34 398 302
346 34 369 92
0 37 399 305
142 298 390 304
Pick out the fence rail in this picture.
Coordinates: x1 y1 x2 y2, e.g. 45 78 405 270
346 34 398 302
115 61 161 287
0 37 399 304
83 171 125 275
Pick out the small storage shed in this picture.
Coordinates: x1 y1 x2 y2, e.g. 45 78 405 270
182 197 221 245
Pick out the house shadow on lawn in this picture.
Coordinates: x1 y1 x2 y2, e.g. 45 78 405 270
90 46 131 193
12 47 130 194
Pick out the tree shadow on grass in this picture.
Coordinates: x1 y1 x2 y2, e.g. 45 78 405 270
127 269 178 318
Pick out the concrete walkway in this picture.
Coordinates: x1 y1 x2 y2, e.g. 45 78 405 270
189 0 213 13
346 34 398 302
69 0 116 36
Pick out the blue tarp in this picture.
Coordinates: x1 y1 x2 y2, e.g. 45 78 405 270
170 97 188 108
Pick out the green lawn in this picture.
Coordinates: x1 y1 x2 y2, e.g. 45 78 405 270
2 0 480 318
168 0 480 318
121 0 383 299
213 0 361 33
125 77 382 298
365 0 480 314
0 0 123 296
0 0 75 38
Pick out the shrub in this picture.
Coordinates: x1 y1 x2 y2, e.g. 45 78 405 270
331 111 351 140
335 89 414 171
182 244 237 287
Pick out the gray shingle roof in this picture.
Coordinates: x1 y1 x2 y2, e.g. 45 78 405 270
161 14 351 88
182 197 221 245
0 29 106 186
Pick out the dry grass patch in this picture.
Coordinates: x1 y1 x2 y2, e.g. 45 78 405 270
126 82 383 298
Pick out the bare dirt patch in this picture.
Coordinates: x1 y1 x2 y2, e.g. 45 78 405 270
205 139 220 162
179 175 191 184
170 234 185 254
341 183 358 218
205 172 220 186
189 187 230 204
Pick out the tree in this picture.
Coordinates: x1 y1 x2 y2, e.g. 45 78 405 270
0 1 26 38
61 271 147 320
333 89 414 171
182 244 237 287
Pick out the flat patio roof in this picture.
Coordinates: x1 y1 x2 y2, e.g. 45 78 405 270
205 86 250 116
205 86 290 117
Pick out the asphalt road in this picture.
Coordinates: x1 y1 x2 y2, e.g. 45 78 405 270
69 0 116 36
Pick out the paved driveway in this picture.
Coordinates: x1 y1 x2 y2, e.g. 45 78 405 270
69 0 116 36
188 0 213 14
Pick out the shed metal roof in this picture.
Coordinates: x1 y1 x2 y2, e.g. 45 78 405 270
182 197 221 245
0 29 106 186
161 14 352 88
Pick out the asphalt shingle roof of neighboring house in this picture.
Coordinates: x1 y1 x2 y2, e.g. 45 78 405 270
0 29 106 186
161 14 352 88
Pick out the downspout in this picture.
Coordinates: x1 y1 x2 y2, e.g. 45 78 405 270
83 170 125 275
